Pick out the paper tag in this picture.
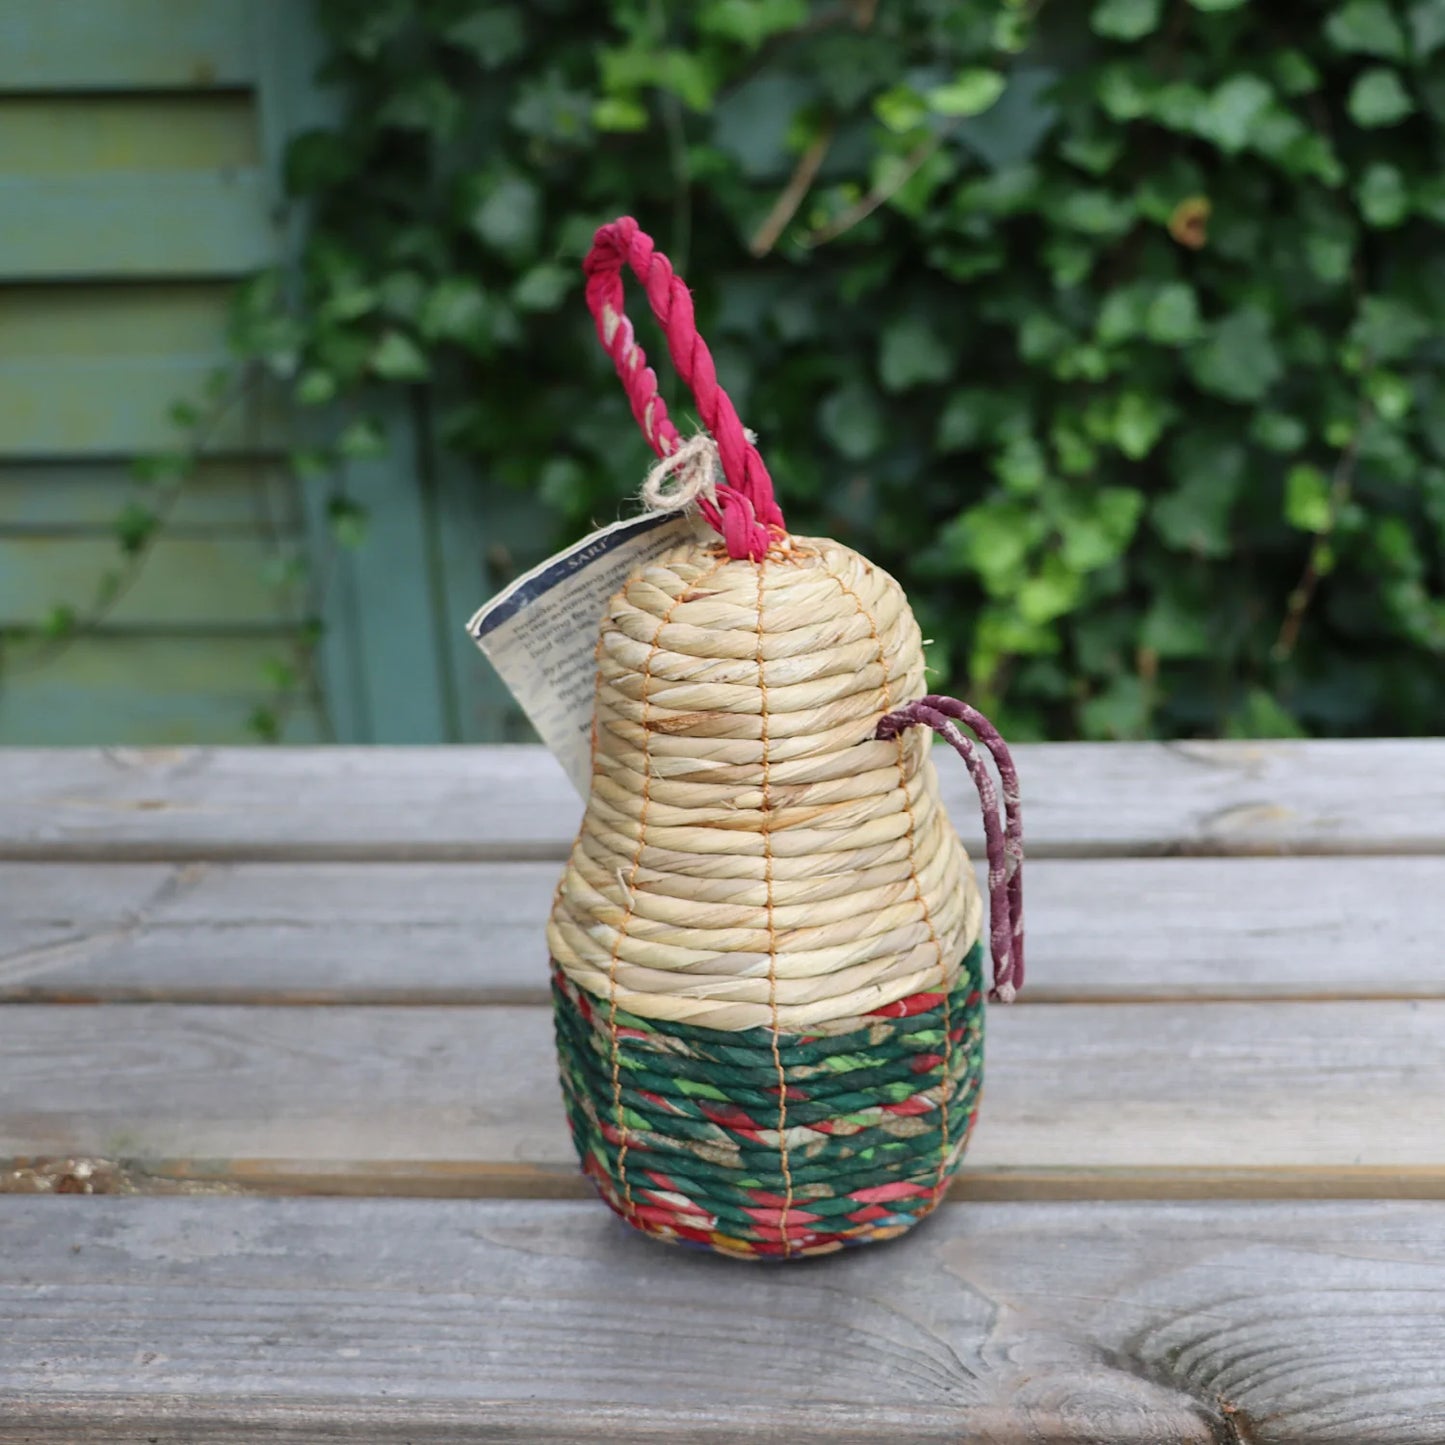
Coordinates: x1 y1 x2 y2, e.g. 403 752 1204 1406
468 511 705 796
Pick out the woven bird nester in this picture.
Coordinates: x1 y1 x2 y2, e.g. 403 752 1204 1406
549 219 1023 1259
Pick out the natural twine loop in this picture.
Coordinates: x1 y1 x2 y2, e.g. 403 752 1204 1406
640 430 761 519
640 433 719 514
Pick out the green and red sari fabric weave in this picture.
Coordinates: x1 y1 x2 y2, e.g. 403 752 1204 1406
551 942 985 1259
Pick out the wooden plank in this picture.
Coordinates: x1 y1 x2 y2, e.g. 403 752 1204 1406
0 856 1438 1004
0 535 301 626
1 999 1441 1193
0 639 323 746
0 285 283 455
0 173 276 279
0 740 1441 861
0 1 258 90
1 1196 1442 1442
0 460 297 532
0 356 287 455
0 95 258 173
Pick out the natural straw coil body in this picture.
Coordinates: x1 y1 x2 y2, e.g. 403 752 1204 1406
549 534 986 1256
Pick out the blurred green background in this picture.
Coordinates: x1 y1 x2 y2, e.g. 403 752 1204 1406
2 0 1443 745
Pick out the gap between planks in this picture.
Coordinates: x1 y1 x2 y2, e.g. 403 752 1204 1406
8 1155 1445 1203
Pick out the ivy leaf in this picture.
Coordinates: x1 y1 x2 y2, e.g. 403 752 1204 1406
1411 0 1445 60
1091 0 1163 40
874 83 928 133
445 10 526 68
818 383 884 460
1080 674 1151 740
512 264 573 312
879 315 953 392
1016 553 1084 624
1325 1 1408 59
1285 463 1332 532
295 369 338 407
114 502 159 556
1113 392 1172 459
1096 283 1150 344
1061 486 1145 569
593 95 649 131
1141 590 1213 657
1189 0 1248 8
1145 282 1201 344
1356 161 1410 225
1094 62 1154 120
1273 49 1321 95
335 417 387 460
368 331 429 382
1055 187 1135 235
1349 296 1431 361
698 0 810 48
1226 688 1306 739
1347 67 1416 126
43 604 77 639
468 176 541 254
1197 75 1274 152
1250 411 1308 452
926 69 1006 118
1188 308 1283 402
327 495 369 549
1152 438 1246 555
420 279 488 342
941 499 1042 589
131 453 189 486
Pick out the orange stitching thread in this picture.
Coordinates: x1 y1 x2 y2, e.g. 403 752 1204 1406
828 567 954 1203
604 555 731 1225
754 556 794 1258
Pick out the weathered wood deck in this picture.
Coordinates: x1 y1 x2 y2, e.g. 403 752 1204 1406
1 742 1442 1442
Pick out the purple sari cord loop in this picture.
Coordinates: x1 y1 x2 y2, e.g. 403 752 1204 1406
876 695 1024 1003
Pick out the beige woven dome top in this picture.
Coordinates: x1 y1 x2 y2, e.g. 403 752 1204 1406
548 533 982 1035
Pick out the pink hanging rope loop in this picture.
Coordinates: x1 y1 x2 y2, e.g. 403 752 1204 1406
583 217 786 562
876 695 1025 1003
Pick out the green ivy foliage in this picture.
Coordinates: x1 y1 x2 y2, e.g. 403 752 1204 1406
267 0 1445 740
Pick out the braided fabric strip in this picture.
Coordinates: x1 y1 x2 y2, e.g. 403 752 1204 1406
877 696 1025 1002
552 942 985 1259
583 216 784 560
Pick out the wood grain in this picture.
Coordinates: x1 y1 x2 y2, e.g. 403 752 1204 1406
1 740 1442 861
1 1196 1442 1443
1 855 1440 1004
2 999 1441 1191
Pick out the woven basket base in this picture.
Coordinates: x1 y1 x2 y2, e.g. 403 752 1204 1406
551 943 985 1260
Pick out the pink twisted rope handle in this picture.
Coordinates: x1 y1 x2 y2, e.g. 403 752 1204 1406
876 695 1025 1003
583 217 786 561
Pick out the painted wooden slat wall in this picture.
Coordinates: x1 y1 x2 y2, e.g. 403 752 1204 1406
0 92 271 278
0 0 319 744
0 1 259 90
0 0 542 746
